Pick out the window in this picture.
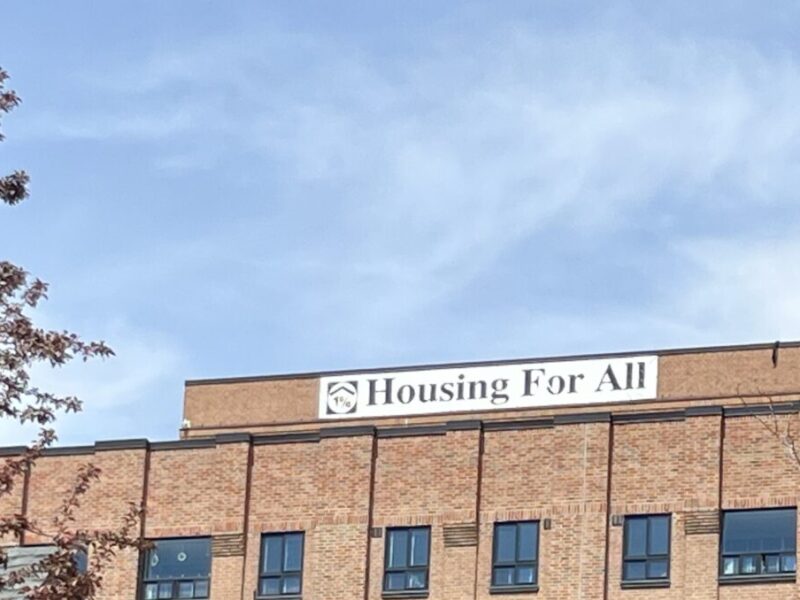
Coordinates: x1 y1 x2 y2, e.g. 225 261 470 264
73 547 88 573
0 545 57 592
491 521 539 590
141 537 211 599
720 508 797 579
383 527 430 594
258 532 305 597
622 515 670 582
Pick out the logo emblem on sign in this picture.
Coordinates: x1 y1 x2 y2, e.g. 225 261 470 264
326 381 359 415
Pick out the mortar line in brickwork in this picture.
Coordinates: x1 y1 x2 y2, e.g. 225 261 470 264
716 414 725 600
471 425 486 600
137 444 152 600
19 460 31 545
239 441 255 600
182 389 800 434
602 420 614 600
363 432 378 600
576 426 589 599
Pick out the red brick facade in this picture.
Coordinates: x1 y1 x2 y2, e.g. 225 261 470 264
3 342 800 599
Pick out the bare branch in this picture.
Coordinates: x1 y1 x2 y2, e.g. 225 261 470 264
740 393 800 469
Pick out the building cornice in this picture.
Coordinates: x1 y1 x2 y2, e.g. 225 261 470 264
184 339 799 387
2 399 797 458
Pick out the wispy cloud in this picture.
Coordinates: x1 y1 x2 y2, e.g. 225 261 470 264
31 24 800 353
674 238 800 340
0 319 184 446
3 4 800 443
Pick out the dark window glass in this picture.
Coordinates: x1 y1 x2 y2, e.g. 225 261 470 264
647 560 668 579
516 565 535 584
720 509 797 578
624 518 647 557
259 579 279 596
491 521 539 589
410 529 429 567
623 561 646 581
73 548 88 573
282 576 301 594
784 555 797 572
622 515 670 582
765 554 781 573
388 529 408 568
648 517 669 555
283 534 303 571
258 532 304 597
495 524 516 563
385 572 406 590
407 570 427 589
193 581 208 597
141 538 211 599
383 527 430 593
518 522 538 561
263 536 282 574
492 567 514 586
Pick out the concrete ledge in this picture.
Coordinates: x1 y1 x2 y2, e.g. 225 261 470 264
377 424 447 438
719 573 796 585
621 579 670 589
490 584 539 594
95 439 149 451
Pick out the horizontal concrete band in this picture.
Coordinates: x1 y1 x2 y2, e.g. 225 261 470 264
0 399 796 458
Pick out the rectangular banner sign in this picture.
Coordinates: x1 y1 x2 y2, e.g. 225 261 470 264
319 355 658 419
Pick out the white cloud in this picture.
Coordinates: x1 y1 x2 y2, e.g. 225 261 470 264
249 32 800 350
9 14 800 395
0 320 184 446
673 238 800 341
21 107 206 141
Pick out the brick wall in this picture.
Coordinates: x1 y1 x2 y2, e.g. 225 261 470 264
21 448 147 600
182 345 800 437
3 344 800 599
368 429 481 600
0 462 24 547
242 434 374 600
3 410 800 599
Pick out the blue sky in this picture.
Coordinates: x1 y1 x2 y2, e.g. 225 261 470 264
2 1 800 445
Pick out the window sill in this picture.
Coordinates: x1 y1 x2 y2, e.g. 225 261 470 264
719 573 796 585
255 596 302 600
381 591 429 599
490 584 539 594
621 579 670 589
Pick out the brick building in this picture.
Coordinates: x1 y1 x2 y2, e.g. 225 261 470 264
3 341 800 599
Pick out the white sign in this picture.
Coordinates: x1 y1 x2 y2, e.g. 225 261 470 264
319 355 658 419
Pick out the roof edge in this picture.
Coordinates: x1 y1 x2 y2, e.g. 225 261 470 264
184 339 797 387
2 399 799 458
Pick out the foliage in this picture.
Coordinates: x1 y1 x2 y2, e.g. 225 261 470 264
0 67 146 600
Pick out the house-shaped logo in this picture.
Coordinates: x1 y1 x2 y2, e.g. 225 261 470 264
326 381 359 415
